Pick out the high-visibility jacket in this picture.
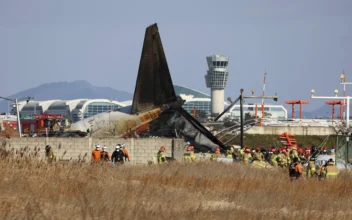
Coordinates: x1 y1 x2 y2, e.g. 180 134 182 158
91 149 101 163
252 160 268 168
211 153 220 161
271 155 279 167
277 153 287 167
286 149 291 164
289 149 300 162
46 149 56 163
239 149 244 159
243 153 252 164
183 151 196 163
307 161 316 177
325 162 339 178
226 150 233 158
253 152 263 161
157 151 166 164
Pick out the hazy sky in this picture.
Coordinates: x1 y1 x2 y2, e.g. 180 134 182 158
1 0 351 111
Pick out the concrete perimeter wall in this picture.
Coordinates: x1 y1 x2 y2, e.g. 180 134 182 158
246 126 336 136
0 137 187 165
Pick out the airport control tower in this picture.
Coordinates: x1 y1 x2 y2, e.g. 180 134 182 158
205 55 229 116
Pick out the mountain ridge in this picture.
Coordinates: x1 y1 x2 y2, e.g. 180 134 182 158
0 80 133 112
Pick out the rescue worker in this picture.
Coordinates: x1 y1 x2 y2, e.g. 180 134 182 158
121 144 131 162
157 146 167 164
45 145 56 163
321 147 328 155
270 149 279 168
286 146 291 164
251 146 268 168
100 146 110 164
211 147 221 161
91 144 101 164
239 145 245 160
277 148 286 168
297 147 305 161
307 157 316 178
252 147 264 161
111 145 125 165
183 145 196 163
243 148 252 165
304 147 311 158
311 145 318 155
264 148 272 162
319 158 339 180
329 148 336 157
289 157 303 181
281 148 289 167
289 145 300 163
226 148 233 158
251 148 255 157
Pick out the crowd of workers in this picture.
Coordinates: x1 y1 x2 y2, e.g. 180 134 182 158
90 144 131 165
44 141 339 180
225 144 339 180
155 143 339 180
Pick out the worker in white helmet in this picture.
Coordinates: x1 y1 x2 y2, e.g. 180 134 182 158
111 144 125 165
100 145 110 164
91 144 101 163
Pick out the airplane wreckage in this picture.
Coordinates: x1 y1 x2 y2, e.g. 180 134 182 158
69 23 226 152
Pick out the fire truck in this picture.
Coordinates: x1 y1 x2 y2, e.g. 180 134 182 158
21 114 66 135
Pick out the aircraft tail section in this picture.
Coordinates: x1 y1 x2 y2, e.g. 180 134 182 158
131 23 177 114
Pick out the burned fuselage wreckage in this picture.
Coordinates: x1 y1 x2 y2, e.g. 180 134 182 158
70 23 226 152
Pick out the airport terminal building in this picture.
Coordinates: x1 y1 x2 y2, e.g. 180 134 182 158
11 85 218 122
174 85 214 114
12 99 127 123
11 85 287 122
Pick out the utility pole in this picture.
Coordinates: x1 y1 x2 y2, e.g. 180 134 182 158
240 89 244 149
239 90 278 149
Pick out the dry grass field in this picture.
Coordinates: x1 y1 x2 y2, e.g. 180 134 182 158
1 148 352 220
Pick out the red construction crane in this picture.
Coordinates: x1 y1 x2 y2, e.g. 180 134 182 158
285 100 309 121
325 101 345 122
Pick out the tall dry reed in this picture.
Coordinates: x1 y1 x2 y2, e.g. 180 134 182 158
0 147 351 220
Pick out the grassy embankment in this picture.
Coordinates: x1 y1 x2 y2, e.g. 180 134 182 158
223 134 337 148
1 147 351 219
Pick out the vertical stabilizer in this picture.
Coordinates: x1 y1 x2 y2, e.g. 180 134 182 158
131 23 177 114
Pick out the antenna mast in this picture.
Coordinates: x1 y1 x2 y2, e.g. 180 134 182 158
260 70 267 126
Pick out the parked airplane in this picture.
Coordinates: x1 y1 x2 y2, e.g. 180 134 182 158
70 23 226 151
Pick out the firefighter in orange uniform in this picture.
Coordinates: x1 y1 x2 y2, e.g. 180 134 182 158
121 144 131 162
91 144 101 164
